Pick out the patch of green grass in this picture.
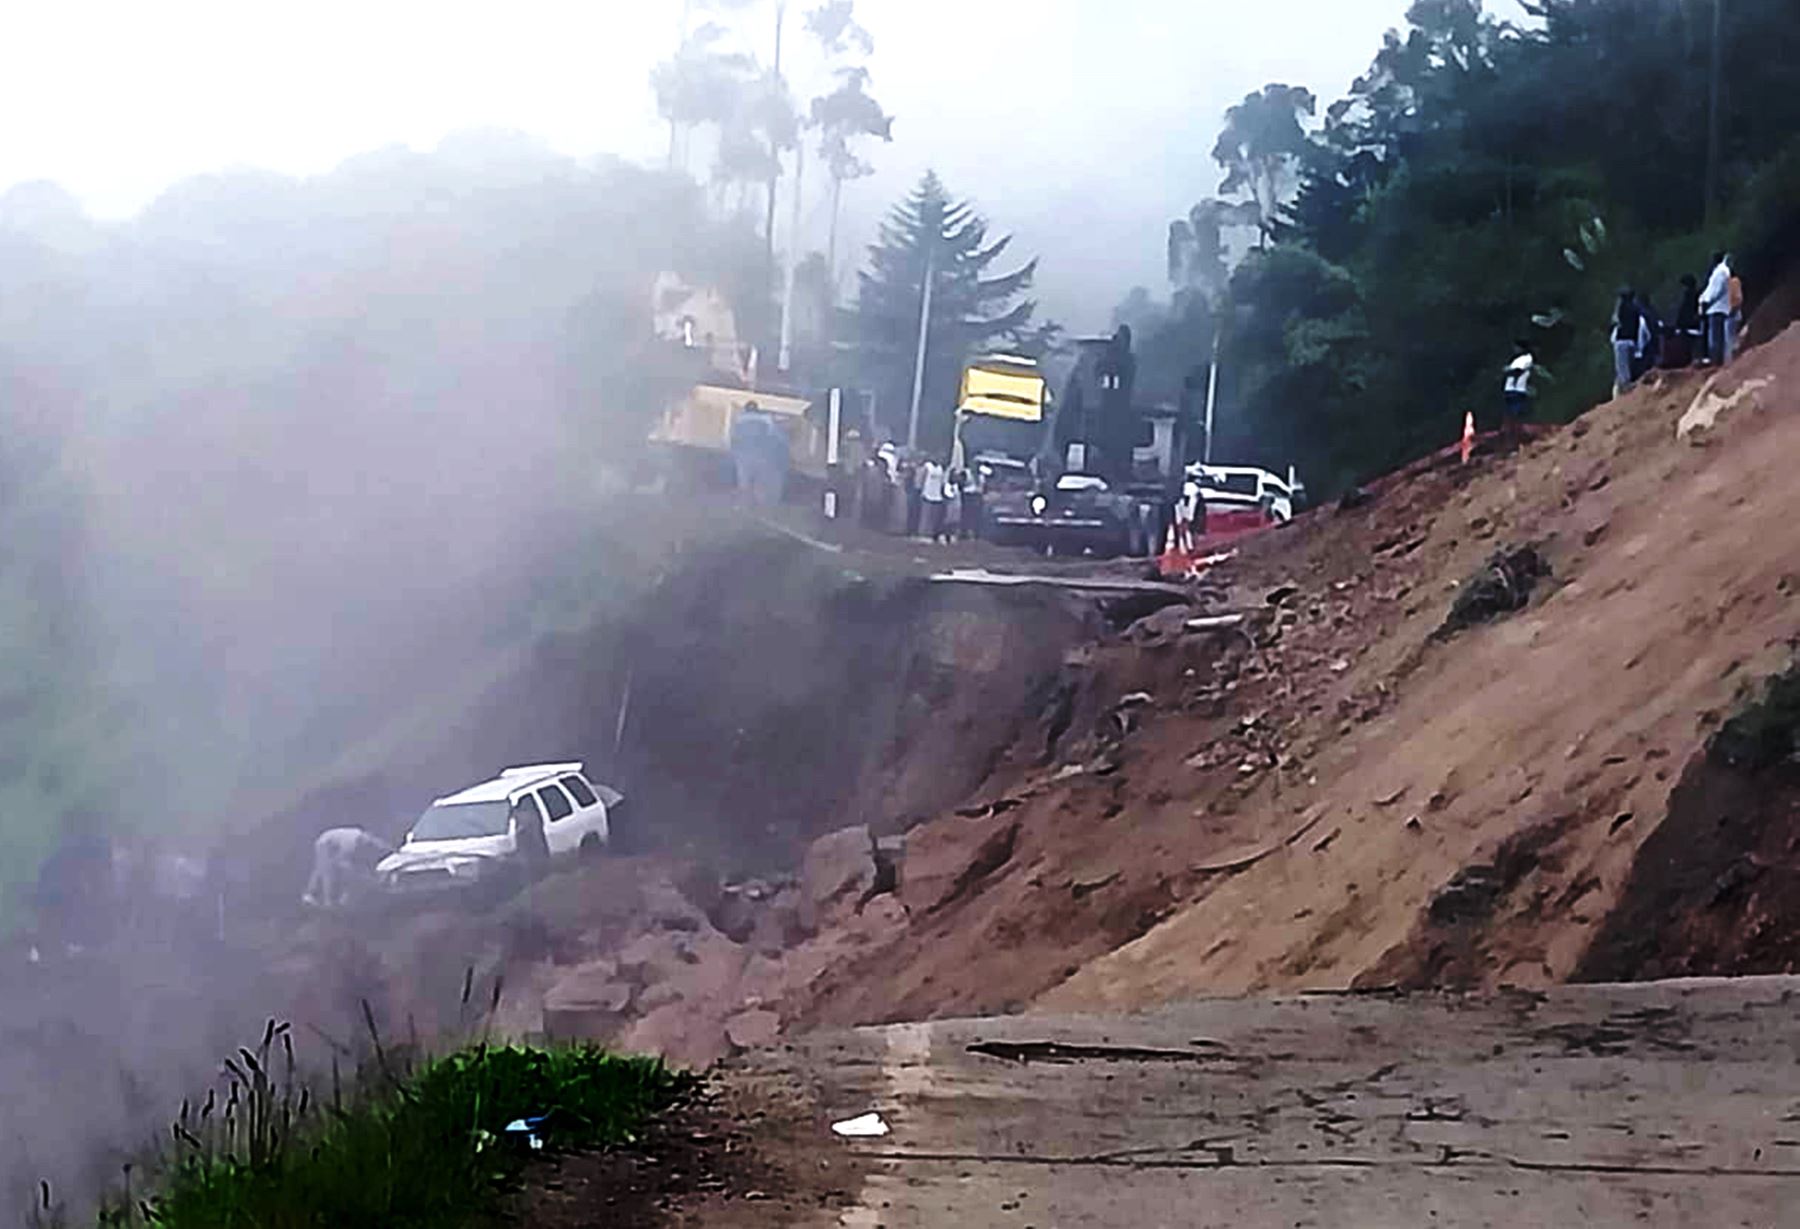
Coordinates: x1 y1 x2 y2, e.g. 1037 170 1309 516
53 1019 691 1229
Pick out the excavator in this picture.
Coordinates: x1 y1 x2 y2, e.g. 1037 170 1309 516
984 328 1194 557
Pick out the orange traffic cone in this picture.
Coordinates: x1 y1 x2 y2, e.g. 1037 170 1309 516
1460 411 1476 465
1159 522 1189 580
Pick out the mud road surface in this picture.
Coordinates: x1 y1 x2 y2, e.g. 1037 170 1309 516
725 977 1800 1227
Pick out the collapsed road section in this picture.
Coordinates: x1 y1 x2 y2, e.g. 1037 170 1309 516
727 977 1800 1228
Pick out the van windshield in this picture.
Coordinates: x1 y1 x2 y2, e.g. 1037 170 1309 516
411 800 511 842
1204 472 1261 497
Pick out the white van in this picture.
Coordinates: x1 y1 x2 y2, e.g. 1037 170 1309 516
1188 464 1305 523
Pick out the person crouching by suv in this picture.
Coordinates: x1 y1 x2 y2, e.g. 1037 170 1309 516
303 827 393 910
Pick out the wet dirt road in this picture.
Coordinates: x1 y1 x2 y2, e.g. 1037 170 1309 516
731 977 1800 1227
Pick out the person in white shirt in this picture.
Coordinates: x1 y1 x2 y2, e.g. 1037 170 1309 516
1699 251 1734 365
1174 478 1202 552
919 458 947 540
1502 340 1535 442
939 469 962 542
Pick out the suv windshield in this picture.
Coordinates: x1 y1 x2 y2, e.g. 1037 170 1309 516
411 800 511 842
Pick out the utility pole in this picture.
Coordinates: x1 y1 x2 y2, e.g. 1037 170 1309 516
668 0 693 171
778 133 805 372
1203 323 1222 464
763 2 788 291
907 241 936 452
1705 0 1724 224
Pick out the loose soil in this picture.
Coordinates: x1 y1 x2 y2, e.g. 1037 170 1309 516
509 1075 860 1229
1576 666 1800 981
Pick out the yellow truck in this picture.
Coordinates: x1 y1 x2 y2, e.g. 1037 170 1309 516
953 355 1050 470
650 383 823 477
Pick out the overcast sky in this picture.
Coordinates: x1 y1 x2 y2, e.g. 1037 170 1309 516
1 0 1436 330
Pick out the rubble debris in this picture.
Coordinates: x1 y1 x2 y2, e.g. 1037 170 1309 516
709 880 779 944
955 796 1023 820
1185 613 1247 632
1070 872 1120 900
1434 545 1550 640
1676 375 1773 441
620 1002 731 1068
1374 533 1428 560
724 1009 782 1051
747 889 806 956
899 815 1021 915
799 826 883 932
543 960 637 1040
1428 865 1505 926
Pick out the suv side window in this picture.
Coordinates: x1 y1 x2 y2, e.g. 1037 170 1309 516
538 784 574 822
561 775 598 808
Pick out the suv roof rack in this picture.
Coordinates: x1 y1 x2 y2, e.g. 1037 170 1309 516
500 762 584 779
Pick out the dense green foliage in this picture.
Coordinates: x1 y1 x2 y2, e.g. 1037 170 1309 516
1135 0 1800 496
61 1025 688 1229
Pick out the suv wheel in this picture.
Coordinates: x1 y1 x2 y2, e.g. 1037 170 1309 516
578 832 604 860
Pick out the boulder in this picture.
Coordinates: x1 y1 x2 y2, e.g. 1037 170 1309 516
487 961 557 1043
724 1008 782 1051
663 926 750 1005
709 884 765 944
616 930 694 985
899 814 1022 915
671 863 724 921
542 960 637 1041
748 887 806 956
620 1002 730 1069
852 892 911 943
736 952 792 1005
800 825 880 931
640 878 710 934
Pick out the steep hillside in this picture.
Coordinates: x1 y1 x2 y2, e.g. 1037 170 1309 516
1050 331 1800 1007
762 328 1800 1029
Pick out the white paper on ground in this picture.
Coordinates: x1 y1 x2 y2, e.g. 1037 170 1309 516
830 1112 891 1139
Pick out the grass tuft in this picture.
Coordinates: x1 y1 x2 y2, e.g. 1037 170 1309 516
68 1016 691 1229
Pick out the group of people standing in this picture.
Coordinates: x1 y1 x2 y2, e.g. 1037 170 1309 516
856 446 986 543
1611 251 1744 396
1505 252 1746 432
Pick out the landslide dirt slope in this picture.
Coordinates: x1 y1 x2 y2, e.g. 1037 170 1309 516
788 326 1800 1029
1049 331 1800 1008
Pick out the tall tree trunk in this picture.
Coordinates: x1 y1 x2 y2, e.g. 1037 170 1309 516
1705 0 1724 224
827 175 845 300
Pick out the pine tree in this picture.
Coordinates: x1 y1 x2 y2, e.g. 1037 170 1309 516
852 172 1037 451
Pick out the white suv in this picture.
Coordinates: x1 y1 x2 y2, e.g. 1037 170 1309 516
377 763 617 895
